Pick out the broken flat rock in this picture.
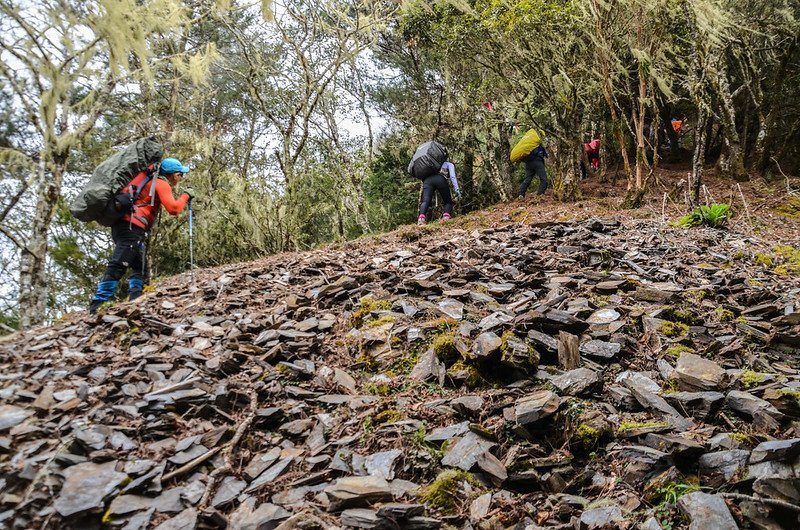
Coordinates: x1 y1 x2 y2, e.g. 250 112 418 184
470 332 502 360
365 449 402 480
675 353 728 391
324 475 393 511
677 492 737 530
54 461 128 517
749 438 800 464
0 405 34 431
551 367 603 396
512 390 561 426
580 339 621 360
440 432 496 470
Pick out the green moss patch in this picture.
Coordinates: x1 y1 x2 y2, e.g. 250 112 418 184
418 469 479 513
659 320 689 338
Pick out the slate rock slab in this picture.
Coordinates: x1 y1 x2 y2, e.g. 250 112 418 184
212 476 247 508
675 353 728 391
340 508 382 529
365 449 402 480
54 461 128 517
580 339 621 360
513 390 560 426
725 391 783 419
0 405 34 431
664 391 725 421
324 475 393 511
441 432 496 470
749 438 800 464
153 508 198 530
586 308 621 325
438 299 464 320
471 332 502 360
551 367 602 396
698 450 750 488
424 422 470 444
677 492 737 530
579 505 625 529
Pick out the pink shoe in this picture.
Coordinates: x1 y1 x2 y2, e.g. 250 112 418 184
441 213 451 222
417 214 427 225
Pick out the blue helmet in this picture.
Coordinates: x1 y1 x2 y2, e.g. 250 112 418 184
160 157 190 175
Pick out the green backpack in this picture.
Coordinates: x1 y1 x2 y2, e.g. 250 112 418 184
70 137 163 225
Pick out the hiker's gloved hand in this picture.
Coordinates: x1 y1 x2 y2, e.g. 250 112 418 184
184 188 196 200
455 190 463 201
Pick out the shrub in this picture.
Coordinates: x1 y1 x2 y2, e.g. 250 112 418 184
674 203 731 228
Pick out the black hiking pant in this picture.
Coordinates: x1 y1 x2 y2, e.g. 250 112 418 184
518 154 548 196
90 223 148 311
419 173 453 218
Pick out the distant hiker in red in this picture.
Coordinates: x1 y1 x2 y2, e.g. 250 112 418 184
581 139 600 179
89 158 195 314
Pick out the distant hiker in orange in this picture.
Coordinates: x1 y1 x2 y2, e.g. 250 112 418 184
89 158 195 314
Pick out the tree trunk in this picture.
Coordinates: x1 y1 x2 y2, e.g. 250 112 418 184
633 72 647 192
712 53 748 181
556 137 581 202
494 121 513 200
592 0 632 185
18 157 65 328
691 110 708 206
753 33 798 174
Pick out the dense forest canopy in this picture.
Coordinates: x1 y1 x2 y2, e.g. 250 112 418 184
1 0 799 330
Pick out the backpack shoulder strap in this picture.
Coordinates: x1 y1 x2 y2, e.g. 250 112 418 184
149 162 162 206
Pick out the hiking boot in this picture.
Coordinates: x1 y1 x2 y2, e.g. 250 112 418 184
417 215 427 225
517 195 525 200
88 300 103 315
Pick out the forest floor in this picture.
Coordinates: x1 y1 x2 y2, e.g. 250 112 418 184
1 165 800 530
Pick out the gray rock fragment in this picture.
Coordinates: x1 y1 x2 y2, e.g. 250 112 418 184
677 492 737 530
513 390 560 426
324 475 393 511
153 508 198 530
698 450 750 488
580 339 621 360
440 432 496 470
54 461 128 517
749 438 800 464
551 367 602 396
675 353 728 391
579 505 625 529
365 449 402 480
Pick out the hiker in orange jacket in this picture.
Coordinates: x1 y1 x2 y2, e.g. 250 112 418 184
89 158 195 313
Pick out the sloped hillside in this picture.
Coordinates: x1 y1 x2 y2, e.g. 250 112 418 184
1 202 800 530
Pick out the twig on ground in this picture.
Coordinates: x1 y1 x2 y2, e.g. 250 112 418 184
772 157 797 196
723 492 800 513
162 446 222 482
737 184 753 230
198 388 259 508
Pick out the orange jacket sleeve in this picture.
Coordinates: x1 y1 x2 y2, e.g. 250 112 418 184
155 179 189 215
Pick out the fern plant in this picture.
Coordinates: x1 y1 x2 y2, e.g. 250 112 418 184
675 203 732 228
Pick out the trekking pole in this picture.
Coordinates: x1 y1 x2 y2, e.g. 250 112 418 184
188 198 194 285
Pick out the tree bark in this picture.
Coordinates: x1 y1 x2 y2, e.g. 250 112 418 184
18 156 65 328
711 51 748 181
591 0 632 186
494 121 513 200
691 109 708 206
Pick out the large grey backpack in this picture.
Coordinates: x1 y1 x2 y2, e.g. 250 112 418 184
70 137 163 224
407 141 448 180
